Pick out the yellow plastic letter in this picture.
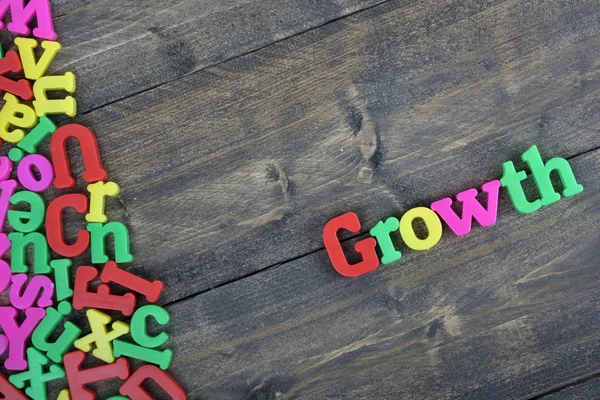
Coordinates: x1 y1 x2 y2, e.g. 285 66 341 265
33 72 77 117
73 308 129 363
86 181 120 223
0 93 38 143
399 207 443 251
15 38 62 80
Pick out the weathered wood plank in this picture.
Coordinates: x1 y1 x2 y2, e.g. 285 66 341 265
537 375 600 399
54 0 600 303
8 0 388 113
159 150 600 399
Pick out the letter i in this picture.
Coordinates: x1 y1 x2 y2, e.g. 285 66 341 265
8 117 57 162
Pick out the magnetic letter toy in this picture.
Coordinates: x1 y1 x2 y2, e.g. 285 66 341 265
0 93 38 144
0 371 28 400
63 351 130 400
17 154 55 192
399 207 443 251
50 124 108 189
50 259 74 301
369 217 402 264
46 194 90 258
431 180 501 237
86 181 120 223
0 334 7 355
73 266 136 316
500 161 541 214
8 347 65 400
57 389 71 400
521 145 584 206
0 50 33 100
9 231 51 274
74 308 130 364
32 302 82 364
3 0 57 40
14 38 61 80
323 212 379 277
9 116 57 162
131 305 170 349
9 274 54 309
32 72 77 117
0 307 46 371
87 222 135 264
101 261 163 303
120 365 186 400
0 155 13 180
107 397 129 400
113 340 173 370
7 190 46 232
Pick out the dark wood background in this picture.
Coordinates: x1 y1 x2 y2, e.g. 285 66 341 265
3 0 600 398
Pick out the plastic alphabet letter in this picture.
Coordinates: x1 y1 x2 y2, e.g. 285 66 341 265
0 371 28 400
430 180 501 236
32 72 77 117
0 155 13 180
0 0 57 40
8 347 65 400
74 308 130 363
46 194 89 258
9 116 56 162
57 389 71 400
15 38 61 80
131 305 170 348
63 351 130 400
322 212 379 277
9 231 51 274
369 217 402 264
86 181 120 223
119 365 186 400
72 266 136 316
9 274 54 309
0 306 46 371
50 124 107 189
0 233 10 293
113 340 173 370
0 50 33 100
101 261 163 303
87 222 135 264
399 207 443 251
17 154 54 192
0 93 38 144
50 259 74 301
8 190 45 233
32 302 82 364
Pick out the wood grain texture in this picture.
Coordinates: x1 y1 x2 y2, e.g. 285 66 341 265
0 0 388 113
537 375 600 399
157 150 600 399
52 0 600 304
69 149 600 399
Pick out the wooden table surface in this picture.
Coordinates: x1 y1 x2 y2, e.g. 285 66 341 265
9 0 600 398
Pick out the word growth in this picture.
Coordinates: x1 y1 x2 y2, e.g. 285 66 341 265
323 145 584 277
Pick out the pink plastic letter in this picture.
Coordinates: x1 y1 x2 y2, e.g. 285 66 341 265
430 180 501 236
0 306 46 370
17 154 54 192
9 274 54 309
0 0 57 40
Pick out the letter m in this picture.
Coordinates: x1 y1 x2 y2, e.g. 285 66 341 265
0 0 56 40
430 180 501 236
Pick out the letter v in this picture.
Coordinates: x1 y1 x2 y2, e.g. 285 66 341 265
15 38 61 80
430 180 501 236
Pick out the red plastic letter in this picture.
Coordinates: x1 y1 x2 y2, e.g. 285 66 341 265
46 194 90 257
50 124 108 189
322 212 379 278
100 261 164 303
0 371 28 399
0 50 32 100
64 351 129 400
73 266 136 316
120 365 186 400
